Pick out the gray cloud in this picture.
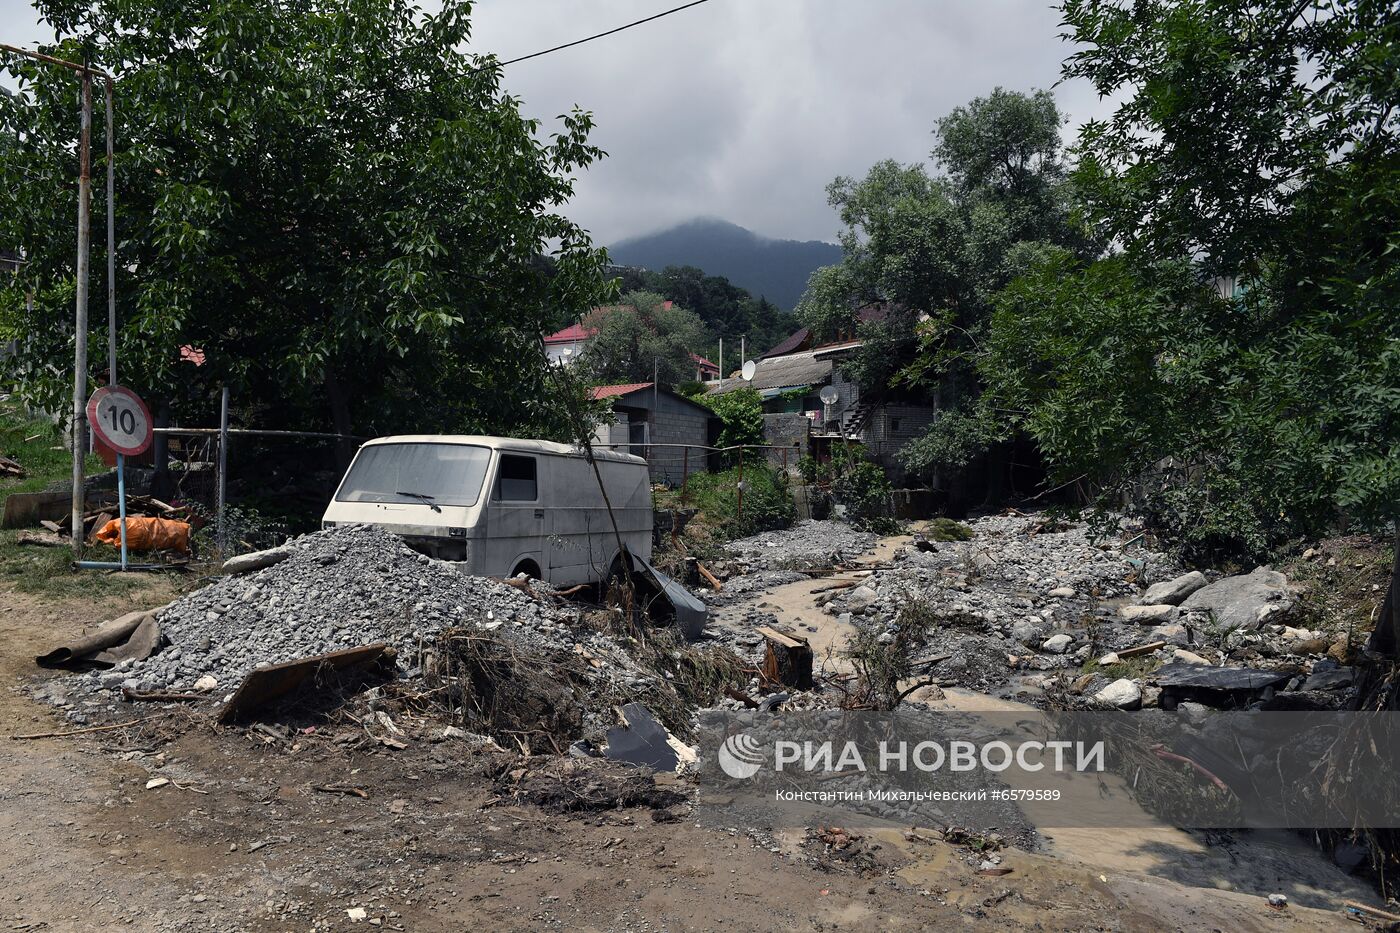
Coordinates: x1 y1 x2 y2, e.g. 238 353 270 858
1 0 1116 244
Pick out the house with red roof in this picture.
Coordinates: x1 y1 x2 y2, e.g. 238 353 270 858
544 303 720 383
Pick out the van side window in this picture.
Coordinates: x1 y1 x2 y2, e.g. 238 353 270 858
495 455 538 501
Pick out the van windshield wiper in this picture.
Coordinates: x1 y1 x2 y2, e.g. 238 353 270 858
394 490 442 512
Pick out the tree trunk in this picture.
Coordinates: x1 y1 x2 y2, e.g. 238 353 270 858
324 370 356 468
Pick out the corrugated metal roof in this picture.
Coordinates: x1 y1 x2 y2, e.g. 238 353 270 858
707 348 833 395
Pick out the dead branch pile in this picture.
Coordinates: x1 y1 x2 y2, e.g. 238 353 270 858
497 757 686 813
426 630 588 754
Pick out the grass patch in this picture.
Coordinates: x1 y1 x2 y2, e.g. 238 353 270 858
928 517 975 542
1080 654 1163 681
0 402 181 599
0 528 165 599
0 402 104 500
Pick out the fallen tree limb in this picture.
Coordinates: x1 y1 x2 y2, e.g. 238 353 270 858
696 562 723 592
10 714 169 740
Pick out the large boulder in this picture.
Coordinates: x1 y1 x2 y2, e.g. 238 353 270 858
1180 567 1293 631
1120 604 1177 625
1141 571 1208 606
1094 678 1142 709
1041 633 1074 654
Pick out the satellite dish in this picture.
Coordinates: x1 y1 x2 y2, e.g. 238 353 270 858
741 360 756 381
819 386 839 405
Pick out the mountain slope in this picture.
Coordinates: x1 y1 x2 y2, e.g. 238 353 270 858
607 218 841 311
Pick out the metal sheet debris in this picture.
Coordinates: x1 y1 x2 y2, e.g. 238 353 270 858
36 606 166 668
218 643 393 723
625 548 707 640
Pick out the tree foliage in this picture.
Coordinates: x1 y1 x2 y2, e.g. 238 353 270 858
700 386 764 451
613 264 793 361
977 0 1399 559
0 0 612 440
575 291 707 387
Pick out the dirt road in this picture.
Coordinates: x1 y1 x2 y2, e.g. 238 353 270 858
0 544 1367 931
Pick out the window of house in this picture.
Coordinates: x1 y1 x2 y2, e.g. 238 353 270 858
495 454 538 501
890 418 902 433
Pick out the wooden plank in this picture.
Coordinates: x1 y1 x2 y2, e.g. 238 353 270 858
1116 640 1167 659
756 625 804 649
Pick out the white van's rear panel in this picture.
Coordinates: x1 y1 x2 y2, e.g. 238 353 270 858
322 436 652 584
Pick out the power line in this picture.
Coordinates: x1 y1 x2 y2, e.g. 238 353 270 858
497 0 714 67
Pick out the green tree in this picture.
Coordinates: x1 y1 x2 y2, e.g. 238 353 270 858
576 291 707 387
795 89 1096 487
612 264 793 359
980 0 1398 562
0 0 612 443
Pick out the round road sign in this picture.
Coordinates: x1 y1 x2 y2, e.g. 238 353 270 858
87 385 153 457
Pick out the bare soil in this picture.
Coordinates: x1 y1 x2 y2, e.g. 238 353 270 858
0 549 1370 932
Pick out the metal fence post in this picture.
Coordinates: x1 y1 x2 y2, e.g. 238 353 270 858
736 446 744 523
681 446 689 505
70 70 93 558
216 385 229 555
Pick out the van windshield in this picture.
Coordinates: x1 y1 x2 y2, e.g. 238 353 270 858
336 443 490 508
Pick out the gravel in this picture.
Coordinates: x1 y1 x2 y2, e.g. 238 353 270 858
89 523 586 695
725 520 878 571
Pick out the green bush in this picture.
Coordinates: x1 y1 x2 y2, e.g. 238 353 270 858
680 464 794 538
831 460 897 533
700 387 765 453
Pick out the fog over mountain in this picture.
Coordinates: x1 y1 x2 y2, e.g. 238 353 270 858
608 218 842 310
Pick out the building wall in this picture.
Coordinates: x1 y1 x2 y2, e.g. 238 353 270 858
762 413 809 473
644 392 712 486
863 404 938 483
545 338 587 366
591 392 713 486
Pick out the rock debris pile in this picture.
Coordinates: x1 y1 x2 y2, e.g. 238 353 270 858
86 523 586 696
725 520 878 572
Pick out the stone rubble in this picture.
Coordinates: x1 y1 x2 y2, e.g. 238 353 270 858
724 520 879 571
80 524 614 697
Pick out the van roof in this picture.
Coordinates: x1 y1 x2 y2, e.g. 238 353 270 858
359 435 647 466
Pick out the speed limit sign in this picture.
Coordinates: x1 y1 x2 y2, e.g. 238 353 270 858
87 385 154 457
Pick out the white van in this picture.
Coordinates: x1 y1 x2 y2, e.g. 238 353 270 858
321 435 653 586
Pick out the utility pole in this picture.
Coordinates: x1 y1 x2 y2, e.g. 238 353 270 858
0 46 113 560
70 70 93 557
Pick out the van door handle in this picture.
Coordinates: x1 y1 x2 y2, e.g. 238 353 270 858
534 510 544 519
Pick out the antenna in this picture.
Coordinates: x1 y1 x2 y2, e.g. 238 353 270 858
741 360 756 381
819 385 839 404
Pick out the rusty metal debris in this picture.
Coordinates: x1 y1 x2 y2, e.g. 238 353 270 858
217 644 393 723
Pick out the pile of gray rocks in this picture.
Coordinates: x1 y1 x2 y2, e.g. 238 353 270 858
85 523 586 696
725 520 878 571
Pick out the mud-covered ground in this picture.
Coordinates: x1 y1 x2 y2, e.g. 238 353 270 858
0 516 1388 932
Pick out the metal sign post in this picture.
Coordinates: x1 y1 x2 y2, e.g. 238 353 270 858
80 385 153 571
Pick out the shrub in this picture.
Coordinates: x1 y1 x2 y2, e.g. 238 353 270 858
831 460 897 533
679 464 794 538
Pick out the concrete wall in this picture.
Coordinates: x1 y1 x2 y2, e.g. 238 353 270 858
643 392 712 486
592 391 713 486
761 413 809 473
863 404 938 483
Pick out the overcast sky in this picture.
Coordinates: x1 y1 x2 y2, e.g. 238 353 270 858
1 0 1114 245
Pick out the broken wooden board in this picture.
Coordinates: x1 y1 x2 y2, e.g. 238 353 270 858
758 625 814 690
218 644 393 723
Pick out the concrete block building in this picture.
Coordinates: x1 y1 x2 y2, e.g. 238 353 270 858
590 383 716 486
